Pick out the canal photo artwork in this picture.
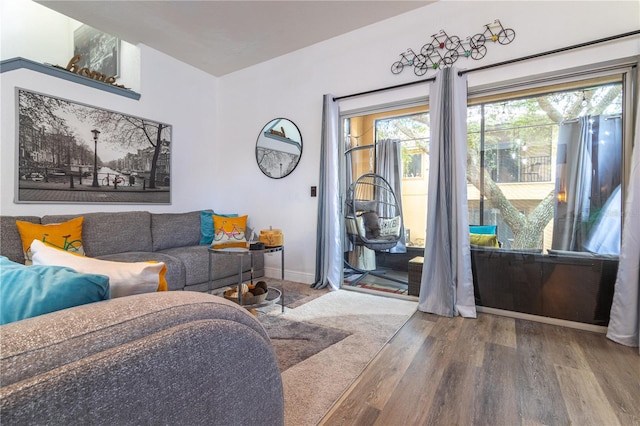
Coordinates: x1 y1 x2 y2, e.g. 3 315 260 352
16 88 172 204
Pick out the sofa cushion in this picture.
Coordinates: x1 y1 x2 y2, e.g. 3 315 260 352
0 216 41 263
470 233 499 247
98 252 186 291
43 212 152 256
0 256 110 325
200 210 238 245
160 245 211 287
161 245 264 288
469 225 497 235
15 217 85 264
152 211 201 251
31 240 167 298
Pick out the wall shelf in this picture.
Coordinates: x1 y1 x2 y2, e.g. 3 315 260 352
0 57 141 100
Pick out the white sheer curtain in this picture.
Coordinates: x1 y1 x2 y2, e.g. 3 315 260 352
606 89 640 350
312 94 341 290
418 68 476 318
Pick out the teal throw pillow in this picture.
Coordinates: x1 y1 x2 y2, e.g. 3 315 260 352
469 225 497 235
0 256 110 325
200 210 238 245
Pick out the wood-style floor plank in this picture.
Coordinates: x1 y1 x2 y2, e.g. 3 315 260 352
321 310 640 426
320 312 436 425
541 322 590 370
474 342 520 425
571 329 640 424
514 320 571 426
555 364 621 426
372 335 454 425
423 360 478 425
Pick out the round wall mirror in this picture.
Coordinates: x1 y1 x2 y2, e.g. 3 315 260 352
255 118 302 179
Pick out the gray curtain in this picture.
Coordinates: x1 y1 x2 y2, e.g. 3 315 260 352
553 116 593 251
312 94 342 290
418 67 476 318
377 139 406 253
607 82 640 350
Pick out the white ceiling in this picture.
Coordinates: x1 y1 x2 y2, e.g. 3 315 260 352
36 1 434 77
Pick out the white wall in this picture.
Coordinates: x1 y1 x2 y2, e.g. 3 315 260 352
1 0 220 217
1 0 73 71
217 0 639 283
1 0 638 284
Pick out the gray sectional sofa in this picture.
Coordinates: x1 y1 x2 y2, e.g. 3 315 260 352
0 212 283 424
0 291 284 425
0 210 264 292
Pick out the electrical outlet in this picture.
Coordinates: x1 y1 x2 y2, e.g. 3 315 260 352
311 186 317 197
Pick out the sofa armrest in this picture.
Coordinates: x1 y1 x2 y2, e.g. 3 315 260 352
1 292 284 425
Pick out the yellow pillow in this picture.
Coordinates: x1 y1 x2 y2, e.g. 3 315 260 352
470 233 499 247
16 217 85 264
30 239 167 297
212 214 248 248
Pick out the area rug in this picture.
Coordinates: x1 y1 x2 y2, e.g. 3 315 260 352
256 280 418 426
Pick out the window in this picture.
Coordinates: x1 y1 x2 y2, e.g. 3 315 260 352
468 76 625 254
342 62 632 255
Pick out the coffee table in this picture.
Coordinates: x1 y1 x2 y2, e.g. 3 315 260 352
208 245 285 312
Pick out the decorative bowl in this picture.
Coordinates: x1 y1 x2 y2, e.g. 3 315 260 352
223 287 268 305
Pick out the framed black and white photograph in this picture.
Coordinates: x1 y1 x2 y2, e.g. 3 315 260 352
73 24 120 77
16 88 171 204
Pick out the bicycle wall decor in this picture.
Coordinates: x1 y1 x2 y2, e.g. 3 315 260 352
391 19 515 76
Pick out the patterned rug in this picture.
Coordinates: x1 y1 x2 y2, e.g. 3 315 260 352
260 314 351 372
254 279 344 372
254 279 418 426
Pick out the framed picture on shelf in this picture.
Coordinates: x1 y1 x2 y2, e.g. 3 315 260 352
73 24 120 77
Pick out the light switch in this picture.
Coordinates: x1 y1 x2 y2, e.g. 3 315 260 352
311 186 317 197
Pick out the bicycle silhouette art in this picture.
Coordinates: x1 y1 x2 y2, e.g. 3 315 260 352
457 36 487 60
470 19 515 48
416 30 461 71
389 20 515 76
214 221 246 241
42 234 82 252
423 30 461 53
391 48 429 76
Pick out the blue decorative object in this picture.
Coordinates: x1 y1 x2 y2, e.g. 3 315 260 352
469 225 497 235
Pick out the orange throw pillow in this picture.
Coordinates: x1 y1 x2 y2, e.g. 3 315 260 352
16 217 85 264
211 215 248 249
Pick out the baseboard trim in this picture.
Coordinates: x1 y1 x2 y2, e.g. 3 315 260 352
476 306 608 333
263 267 315 285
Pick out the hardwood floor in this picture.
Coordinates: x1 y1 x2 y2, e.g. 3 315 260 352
320 310 639 426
